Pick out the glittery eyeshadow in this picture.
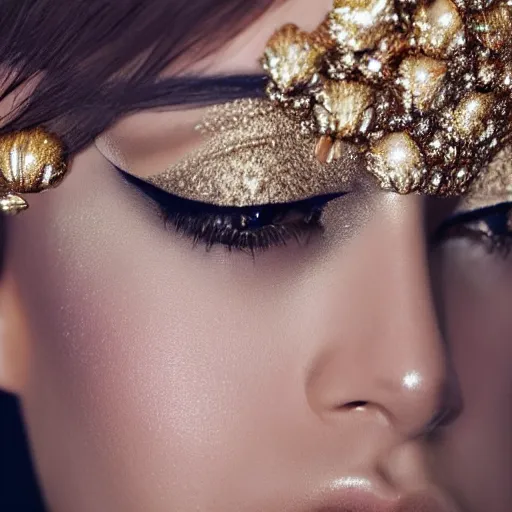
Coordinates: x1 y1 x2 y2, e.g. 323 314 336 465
459 145 512 212
145 98 363 207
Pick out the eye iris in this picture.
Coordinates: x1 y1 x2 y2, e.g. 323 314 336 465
240 210 275 230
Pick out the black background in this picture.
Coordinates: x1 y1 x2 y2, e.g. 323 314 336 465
0 391 46 511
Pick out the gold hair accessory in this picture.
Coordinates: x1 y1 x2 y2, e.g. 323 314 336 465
262 0 512 196
0 128 68 214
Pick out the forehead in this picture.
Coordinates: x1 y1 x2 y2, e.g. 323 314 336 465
188 0 333 75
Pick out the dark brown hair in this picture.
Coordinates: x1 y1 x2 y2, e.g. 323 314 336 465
0 0 277 154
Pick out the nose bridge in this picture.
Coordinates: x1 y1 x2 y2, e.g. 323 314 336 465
307 197 446 437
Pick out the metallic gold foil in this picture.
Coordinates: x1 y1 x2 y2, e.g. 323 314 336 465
453 92 496 139
146 99 363 207
0 128 68 214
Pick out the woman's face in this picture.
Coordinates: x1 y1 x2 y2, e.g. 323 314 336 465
1 1 511 511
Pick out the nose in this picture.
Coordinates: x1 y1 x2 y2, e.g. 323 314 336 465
305 196 447 438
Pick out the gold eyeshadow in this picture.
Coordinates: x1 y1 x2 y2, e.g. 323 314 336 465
458 145 512 212
145 98 364 207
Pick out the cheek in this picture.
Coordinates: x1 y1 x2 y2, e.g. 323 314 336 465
432 240 512 511
7 151 315 510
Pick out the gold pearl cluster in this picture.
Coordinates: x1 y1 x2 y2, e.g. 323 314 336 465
262 0 512 196
0 128 68 214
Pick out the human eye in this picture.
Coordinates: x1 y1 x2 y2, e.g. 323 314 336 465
435 202 512 258
122 170 340 254
106 97 361 255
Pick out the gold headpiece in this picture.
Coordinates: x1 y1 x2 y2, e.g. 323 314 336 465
262 0 512 196
0 128 69 214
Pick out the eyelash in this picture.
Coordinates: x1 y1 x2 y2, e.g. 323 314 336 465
435 203 512 257
165 200 326 254
121 170 337 254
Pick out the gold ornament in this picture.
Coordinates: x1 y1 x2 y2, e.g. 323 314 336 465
314 81 375 138
328 0 397 52
398 56 448 113
0 128 68 214
369 132 426 195
453 92 496 139
413 0 465 59
262 24 324 94
261 0 512 197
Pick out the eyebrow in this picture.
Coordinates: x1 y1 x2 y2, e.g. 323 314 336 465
118 74 268 112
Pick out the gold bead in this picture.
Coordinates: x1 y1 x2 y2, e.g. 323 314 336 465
0 128 68 215
368 132 426 194
398 55 448 113
453 92 496 139
314 80 375 138
328 0 396 52
0 193 28 215
413 0 465 59
262 24 325 94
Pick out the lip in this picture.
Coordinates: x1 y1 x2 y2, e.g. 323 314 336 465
307 487 459 512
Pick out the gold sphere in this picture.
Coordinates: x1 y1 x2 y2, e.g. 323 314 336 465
0 128 68 214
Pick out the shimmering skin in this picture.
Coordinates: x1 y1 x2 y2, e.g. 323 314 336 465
0 128 68 214
146 99 363 207
262 0 512 197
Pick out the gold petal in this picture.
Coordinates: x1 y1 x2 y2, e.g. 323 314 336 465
0 128 67 194
368 132 425 194
414 0 465 58
315 135 335 163
453 92 496 138
262 24 325 93
398 55 448 113
314 81 375 138
329 0 396 52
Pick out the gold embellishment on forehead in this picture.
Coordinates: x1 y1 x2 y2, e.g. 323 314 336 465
0 128 69 214
262 0 512 197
